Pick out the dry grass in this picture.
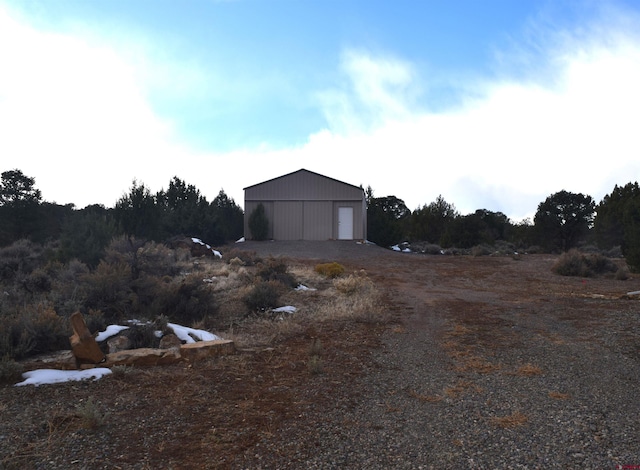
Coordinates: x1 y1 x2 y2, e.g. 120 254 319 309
445 380 483 398
514 363 543 376
548 391 571 400
490 411 528 428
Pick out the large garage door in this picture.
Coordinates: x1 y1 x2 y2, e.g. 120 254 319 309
338 206 353 240
273 201 303 240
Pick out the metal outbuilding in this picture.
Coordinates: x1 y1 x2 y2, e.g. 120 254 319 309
243 169 367 241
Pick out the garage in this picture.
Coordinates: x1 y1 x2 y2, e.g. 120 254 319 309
243 169 367 241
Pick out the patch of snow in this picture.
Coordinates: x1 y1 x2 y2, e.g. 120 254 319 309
168 323 220 343
95 325 130 342
295 284 316 291
391 245 401 251
15 368 112 387
236 237 245 243
203 277 216 283
191 237 222 257
272 306 297 313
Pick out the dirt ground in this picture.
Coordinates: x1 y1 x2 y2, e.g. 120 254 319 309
1 241 639 468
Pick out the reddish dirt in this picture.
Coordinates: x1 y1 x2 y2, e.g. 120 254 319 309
1 241 638 468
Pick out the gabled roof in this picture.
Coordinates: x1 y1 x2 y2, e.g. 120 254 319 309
243 169 362 192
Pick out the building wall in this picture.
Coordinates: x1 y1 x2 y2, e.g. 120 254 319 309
244 170 366 241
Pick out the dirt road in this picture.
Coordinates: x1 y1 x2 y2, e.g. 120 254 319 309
2 240 638 469
237 241 640 468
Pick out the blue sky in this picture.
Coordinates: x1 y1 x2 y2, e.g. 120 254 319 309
2 0 640 221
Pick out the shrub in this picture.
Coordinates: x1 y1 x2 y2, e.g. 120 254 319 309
25 306 70 356
248 203 269 241
256 258 297 287
421 243 444 255
0 306 69 359
243 280 282 313
23 268 52 293
0 355 23 384
82 261 133 322
583 253 619 275
333 273 373 295
470 244 492 257
314 262 345 278
307 355 323 375
75 397 107 429
136 241 182 277
0 239 43 282
552 249 620 277
158 274 218 325
223 248 259 266
123 323 159 349
552 250 589 277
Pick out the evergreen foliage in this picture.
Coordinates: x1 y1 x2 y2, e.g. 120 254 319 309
533 190 595 252
248 203 269 240
366 187 410 247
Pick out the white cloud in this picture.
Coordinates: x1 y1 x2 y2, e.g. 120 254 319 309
298 10 640 220
1 2 639 223
0 6 189 207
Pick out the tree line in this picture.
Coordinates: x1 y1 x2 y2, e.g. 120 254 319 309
2 168 640 272
0 169 243 267
366 182 640 271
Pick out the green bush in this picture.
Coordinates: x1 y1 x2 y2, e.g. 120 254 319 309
248 203 269 241
243 280 282 312
314 262 345 278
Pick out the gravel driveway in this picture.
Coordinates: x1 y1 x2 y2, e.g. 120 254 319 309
2 241 638 469
236 241 640 469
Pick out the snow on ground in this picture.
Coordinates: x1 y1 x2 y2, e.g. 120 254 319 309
272 306 297 313
167 323 220 343
191 237 222 258
15 322 222 387
391 244 412 253
295 284 316 291
95 325 130 342
15 368 112 387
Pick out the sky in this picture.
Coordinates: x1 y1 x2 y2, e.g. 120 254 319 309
2 0 640 221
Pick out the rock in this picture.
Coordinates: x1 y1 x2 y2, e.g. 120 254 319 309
103 348 182 367
107 335 131 353
159 333 182 350
69 312 105 366
180 339 235 362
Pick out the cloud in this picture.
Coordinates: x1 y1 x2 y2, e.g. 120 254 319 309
316 49 418 133
1 1 639 223
301 7 640 220
0 6 190 207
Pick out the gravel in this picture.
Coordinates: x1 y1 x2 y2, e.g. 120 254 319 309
235 242 640 469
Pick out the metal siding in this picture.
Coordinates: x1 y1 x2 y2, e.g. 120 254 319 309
244 170 366 241
273 201 303 240
303 201 333 240
245 170 363 201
